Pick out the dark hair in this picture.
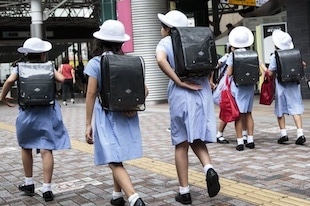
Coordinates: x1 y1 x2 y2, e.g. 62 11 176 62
62 57 70 64
161 22 172 35
91 39 124 57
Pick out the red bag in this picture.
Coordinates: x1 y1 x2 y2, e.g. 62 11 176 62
259 71 275 105
219 76 240 123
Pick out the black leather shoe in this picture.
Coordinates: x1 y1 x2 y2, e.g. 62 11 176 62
110 197 125 206
175 193 192 205
245 142 255 149
206 168 220 198
295 135 306 145
278 135 289 144
43 191 54 202
133 198 145 206
236 144 244 151
217 137 229 144
18 184 35 196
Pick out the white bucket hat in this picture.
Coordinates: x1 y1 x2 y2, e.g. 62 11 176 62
93 19 130 43
157 10 188 28
272 29 294 50
17 37 52 54
228 26 254 48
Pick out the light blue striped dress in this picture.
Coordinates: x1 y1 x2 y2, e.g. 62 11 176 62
12 67 71 150
156 36 216 145
226 48 255 113
84 53 143 165
268 53 304 117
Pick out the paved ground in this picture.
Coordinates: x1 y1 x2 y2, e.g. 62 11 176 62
1 95 310 206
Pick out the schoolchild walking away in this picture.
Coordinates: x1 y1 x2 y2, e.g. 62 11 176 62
84 20 148 206
226 26 256 151
260 29 306 145
156 10 220 205
211 44 249 144
0 37 71 202
58 57 76 105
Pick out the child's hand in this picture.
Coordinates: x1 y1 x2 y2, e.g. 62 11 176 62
85 125 94 144
1 97 15 107
122 111 137 117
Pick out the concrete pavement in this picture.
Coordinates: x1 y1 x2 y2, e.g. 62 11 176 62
0 96 310 205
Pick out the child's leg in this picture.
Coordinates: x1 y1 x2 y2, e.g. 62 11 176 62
175 142 189 187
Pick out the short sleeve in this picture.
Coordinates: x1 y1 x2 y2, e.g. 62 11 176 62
268 54 277 72
226 52 233 66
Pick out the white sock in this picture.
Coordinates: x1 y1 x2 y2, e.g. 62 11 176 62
297 128 303 138
179 185 190 195
247 136 254 143
237 138 244 145
112 191 123 200
280 129 287 137
216 131 223 138
242 130 248 137
25 177 34 185
203 164 213 175
128 193 139 206
42 183 52 193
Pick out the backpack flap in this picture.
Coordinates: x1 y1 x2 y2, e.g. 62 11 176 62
275 49 304 82
171 27 218 78
17 62 55 107
100 54 146 111
233 50 259 86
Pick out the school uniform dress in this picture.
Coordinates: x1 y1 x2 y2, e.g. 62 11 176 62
268 54 304 117
84 53 143 165
156 36 216 145
226 48 255 113
12 67 71 150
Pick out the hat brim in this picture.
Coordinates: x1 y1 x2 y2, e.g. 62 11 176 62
17 41 52 54
272 30 294 50
229 27 254 48
157 13 174 28
93 31 130 43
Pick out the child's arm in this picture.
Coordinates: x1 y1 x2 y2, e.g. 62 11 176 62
0 73 18 107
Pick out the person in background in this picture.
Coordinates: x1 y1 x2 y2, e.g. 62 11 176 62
226 26 256 151
260 29 306 145
0 37 71 202
76 56 88 96
58 57 75 105
156 10 220 205
84 19 148 206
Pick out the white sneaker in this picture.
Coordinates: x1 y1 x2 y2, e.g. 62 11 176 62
63 101 67 106
71 98 75 104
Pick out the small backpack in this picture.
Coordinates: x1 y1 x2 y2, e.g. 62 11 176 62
17 61 55 108
171 26 218 78
99 54 146 111
233 50 259 86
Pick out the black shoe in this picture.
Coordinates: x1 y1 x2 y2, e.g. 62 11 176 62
206 168 220 198
43 191 54 202
18 184 35 196
175 193 192 205
110 197 125 206
278 135 289 144
217 137 229 144
245 142 255 149
236 144 244 151
133 198 145 206
295 135 306 145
